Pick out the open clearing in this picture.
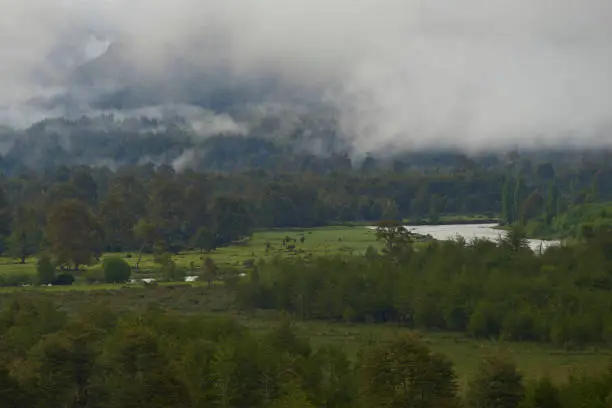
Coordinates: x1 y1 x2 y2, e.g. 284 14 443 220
0 225 384 282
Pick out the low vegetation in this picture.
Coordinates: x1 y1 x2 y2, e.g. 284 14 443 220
0 296 611 407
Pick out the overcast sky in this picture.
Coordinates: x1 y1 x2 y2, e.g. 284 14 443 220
2 0 612 152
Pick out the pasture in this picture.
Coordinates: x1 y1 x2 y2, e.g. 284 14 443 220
0 225 384 284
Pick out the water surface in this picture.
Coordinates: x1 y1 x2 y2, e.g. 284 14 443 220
407 223 559 252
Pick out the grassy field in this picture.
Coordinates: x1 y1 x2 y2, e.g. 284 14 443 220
153 225 384 271
0 225 384 282
253 317 610 391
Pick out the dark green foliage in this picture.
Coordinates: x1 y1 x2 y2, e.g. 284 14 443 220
52 273 75 286
44 199 102 270
102 256 131 283
502 177 515 225
0 302 366 408
237 234 612 345
0 272 33 287
7 204 42 263
157 253 186 282
500 224 529 253
200 257 219 288
193 226 216 253
466 356 524 408
0 367 31 407
0 297 608 407
36 254 56 285
211 196 254 246
358 333 459 408
521 377 562 408
1 152 611 260
375 220 415 257
218 267 242 290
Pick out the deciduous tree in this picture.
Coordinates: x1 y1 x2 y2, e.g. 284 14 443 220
7 204 42 263
44 199 102 270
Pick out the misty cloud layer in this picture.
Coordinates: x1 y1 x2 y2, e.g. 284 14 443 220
2 0 612 153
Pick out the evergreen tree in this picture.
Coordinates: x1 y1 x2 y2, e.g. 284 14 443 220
502 178 515 225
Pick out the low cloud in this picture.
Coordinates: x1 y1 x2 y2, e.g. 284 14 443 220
2 0 612 154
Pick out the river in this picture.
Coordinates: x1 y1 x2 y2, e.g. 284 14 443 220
406 223 560 252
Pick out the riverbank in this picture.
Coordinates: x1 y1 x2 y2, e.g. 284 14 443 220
493 223 567 241
404 214 499 226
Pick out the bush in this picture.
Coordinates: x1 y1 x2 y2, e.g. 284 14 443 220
0 273 34 287
159 263 186 282
219 267 242 290
84 267 105 284
102 257 131 283
465 356 524 408
521 376 561 408
36 255 56 285
52 273 75 286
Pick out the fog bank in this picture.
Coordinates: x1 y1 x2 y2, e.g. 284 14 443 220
2 0 612 153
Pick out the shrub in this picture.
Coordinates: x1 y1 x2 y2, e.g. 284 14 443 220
219 267 241 290
84 267 105 284
465 356 524 408
52 273 75 286
102 257 131 283
159 263 186 282
0 273 34 287
36 255 56 285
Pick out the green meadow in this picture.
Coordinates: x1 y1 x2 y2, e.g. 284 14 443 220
0 225 384 283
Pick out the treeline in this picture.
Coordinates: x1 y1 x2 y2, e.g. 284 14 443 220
499 160 612 238
238 226 612 346
0 298 610 408
0 158 611 268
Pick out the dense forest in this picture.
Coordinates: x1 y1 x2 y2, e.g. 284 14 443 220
0 147 610 268
1 298 612 408
239 223 612 346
